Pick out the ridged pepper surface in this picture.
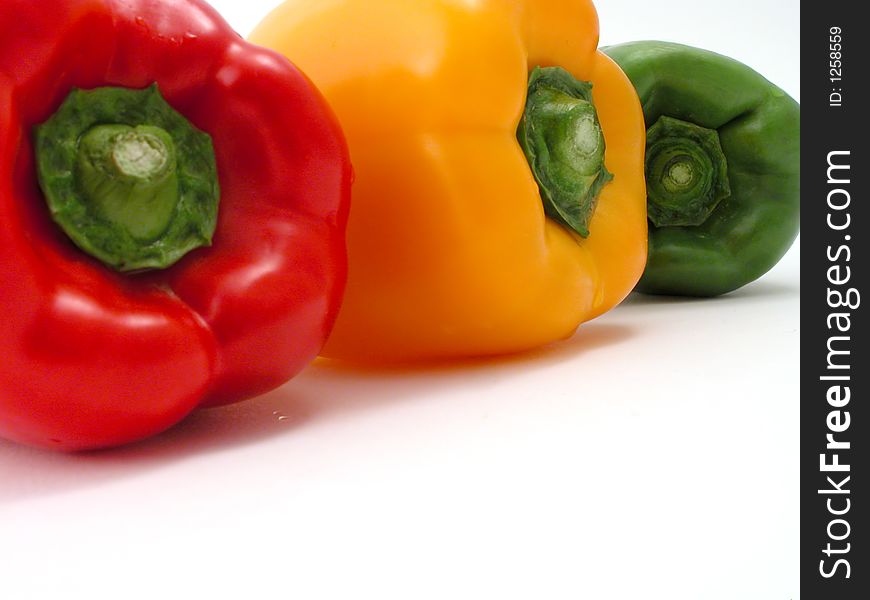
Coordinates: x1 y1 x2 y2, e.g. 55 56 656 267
252 0 647 362
0 0 351 450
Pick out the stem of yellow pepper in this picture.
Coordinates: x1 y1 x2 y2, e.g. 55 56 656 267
517 67 612 238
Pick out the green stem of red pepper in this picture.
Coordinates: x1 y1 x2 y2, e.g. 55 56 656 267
35 84 220 272
77 124 180 242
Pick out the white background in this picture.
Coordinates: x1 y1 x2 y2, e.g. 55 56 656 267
0 1 800 599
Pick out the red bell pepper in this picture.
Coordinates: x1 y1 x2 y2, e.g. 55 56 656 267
0 0 351 450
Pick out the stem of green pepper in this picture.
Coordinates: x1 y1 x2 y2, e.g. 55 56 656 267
644 116 731 228
517 67 613 238
35 85 220 273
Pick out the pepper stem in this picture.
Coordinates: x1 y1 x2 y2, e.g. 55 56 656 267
645 116 731 228
77 124 180 242
35 85 220 272
518 67 612 238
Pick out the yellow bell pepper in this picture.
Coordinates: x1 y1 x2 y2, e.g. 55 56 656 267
251 0 647 362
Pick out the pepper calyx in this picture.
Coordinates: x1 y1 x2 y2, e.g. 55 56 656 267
35 84 220 272
518 66 613 239
645 116 731 228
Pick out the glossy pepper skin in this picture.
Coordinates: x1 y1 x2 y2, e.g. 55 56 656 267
251 0 647 362
0 0 351 450
604 42 800 297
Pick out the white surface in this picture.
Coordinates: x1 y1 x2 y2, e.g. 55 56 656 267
0 1 800 599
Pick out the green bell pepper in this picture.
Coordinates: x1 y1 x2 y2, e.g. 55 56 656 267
603 41 800 296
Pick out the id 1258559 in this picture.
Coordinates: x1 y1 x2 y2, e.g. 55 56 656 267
830 26 843 107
